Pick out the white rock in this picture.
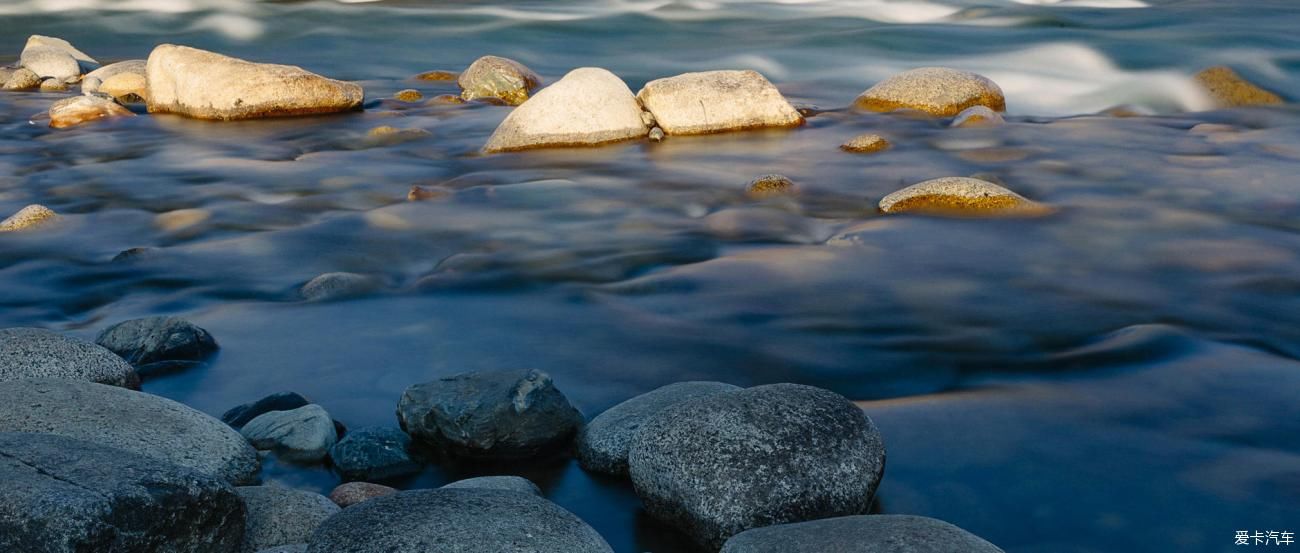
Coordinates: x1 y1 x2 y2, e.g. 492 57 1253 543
636 70 804 135
82 59 145 95
483 67 649 153
19 35 98 81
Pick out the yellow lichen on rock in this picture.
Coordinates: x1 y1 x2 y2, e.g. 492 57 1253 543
1194 66 1284 108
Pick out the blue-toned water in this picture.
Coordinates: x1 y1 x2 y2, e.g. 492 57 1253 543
2 1 1299 551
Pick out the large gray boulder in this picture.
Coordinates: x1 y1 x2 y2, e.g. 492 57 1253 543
628 383 886 550
0 432 245 553
0 378 260 484
305 489 613 553
719 515 1006 553
145 44 363 120
397 369 584 459
95 316 219 368
636 70 804 135
236 486 340 553
241 404 336 463
328 426 421 481
577 381 740 476
19 35 97 81
0 327 139 388
482 67 649 153
442 475 542 496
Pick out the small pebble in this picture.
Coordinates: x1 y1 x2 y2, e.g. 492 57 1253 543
648 127 665 143
393 89 423 102
746 174 797 198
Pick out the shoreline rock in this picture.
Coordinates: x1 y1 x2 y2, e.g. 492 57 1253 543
329 426 422 481
0 327 139 388
237 486 340 553
242 404 337 463
95 316 218 368
578 381 740 476
20 35 98 81
49 95 135 129
443 475 542 496
636 70 804 135
81 59 145 95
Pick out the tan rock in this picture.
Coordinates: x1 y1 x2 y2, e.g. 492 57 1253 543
363 125 430 147
2 68 41 91
20 35 97 81
328 482 397 508
39 78 69 92
746 174 797 198
426 94 465 105
414 69 459 81
98 72 148 102
1194 66 1284 108
393 89 423 102
0 67 13 85
840 133 890 154
155 208 210 232
458 55 540 106
48 96 135 129
0 204 59 232
145 44 364 120
950 105 1004 128
855 67 1005 117
483 67 649 153
636 70 803 135
81 60 145 94
878 176 1050 217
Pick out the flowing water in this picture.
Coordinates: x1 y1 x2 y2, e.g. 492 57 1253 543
3 1 1300 551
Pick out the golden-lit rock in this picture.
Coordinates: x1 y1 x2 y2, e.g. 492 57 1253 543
458 55 540 106
746 174 797 198
2 68 41 91
81 60 145 95
636 70 803 135
1194 66 1284 108
840 133 890 154
414 70 459 81
950 105 1004 128
155 208 210 232
878 176 1050 217
39 78 69 92
0 204 59 232
48 95 135 129
854 67 1005 117
393 89 423 102
98 72 148 102
408 185 450 201
20 35 97 81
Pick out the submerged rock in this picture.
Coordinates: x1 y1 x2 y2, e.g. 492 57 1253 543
237 486 340 553
746 174 797 199
305 489 613 553
578 381 740 476
397 368 585 459
0 204 59 232
407 184 450 201
242 404 337 463
223 391 312 428
81 59 145 94
878 176 1050 217
48 95 135 128
636 70 803 135
146 44 364 120
841 133 891 154
442 475 542 496
95 316 218 368
20 35 97 81
458 55 541 106
1194 66 1284 107
40 78 69 92
482 67 649 153
0 432 246 553
628 383 886 550
0 327 138 388
414 69 459 81
362 126 430 148
0 378 260 484
951 105 1005 128
329 426 422 481
719 515 1006 553
328 482 398 508
301 271 383 301
855 67 1005 116
2 67 40 90
392 88 423 102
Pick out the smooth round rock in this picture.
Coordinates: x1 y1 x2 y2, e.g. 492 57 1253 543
855 67 1005 117
98 71 148 102
0 204 59 232
256 546 307 553
414 69 458 81
329 426 422 481
458 55 540 106
0 327 139 388
746 174 797 199
443 475 542 496
1194 65 1285 107
19 35 97 80
636 70 804 135
0 432 246 553
878 176 1050 217
301 272 382 301
305 489 613 553
81 59 145 95
720 515 1006 553
841 133 891 154
577 381 740 476
2 67 40 90
482 67 649 153
237 486 340 553
951 105 1005 128
397 368 585 459
393 88 423 102
328 482 398 508
628 383 886 550
95 316 218 367
223 391 312 428
0 378 259 484
48 95 135 129
242 404 337 463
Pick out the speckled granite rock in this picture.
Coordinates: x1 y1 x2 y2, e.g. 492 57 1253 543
95 316 218 367
443 475 542 496
329 426 422 481
242 404 337 463
855 67 1005 116
458 55 540 105
1194 66 1285 107
236 486 339 553
0 204 59 232
578 381 740 476
0 328 138 388
720 515 1006 553
636 70 803 135
878 176 1050 217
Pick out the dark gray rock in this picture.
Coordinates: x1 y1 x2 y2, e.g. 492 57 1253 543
0 378 260 484
236 486 340 553
300 272 382 301
0 327 139 389
628 383 886 550
95 316 218 367
242 404 336 463
222 391 311 429
0 432 245 553
305 489 612 553
397 369 584 459
578 381 740 476
256 547 306 553
719 515 1006 553
328 426 421 481
442 475 542 496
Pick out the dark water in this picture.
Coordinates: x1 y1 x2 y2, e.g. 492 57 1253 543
3 1 1300 551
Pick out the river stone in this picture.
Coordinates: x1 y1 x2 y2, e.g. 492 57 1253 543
40 78 70 92
1194 66 1284 107
397 368 585 459
636 70 804 135
458 55 541 106
145 44 364 120
0 66 12 85
2 67 40 90
415 69 459 81
223 391 312 428
95 316 218 369
256 547 306 553
878 176 1050 217
720 515 1006 553
0 327 138 388
20 35 97 81
951 105 1005 128
0 432 246 553
0 204 59 232
855 67 1005 117
100 71 148 102
328 482 398 508
746 174 797 199
628 383 886 551
305 488 613 553
0 378 259 484
841 133 891 153
443 475 542 496
48 95 135 129
242 404 337 463
329 426 421 481
82 59 145 94
578 381 740 476
301 272 382 301
482 67 649 153
237 486 340 553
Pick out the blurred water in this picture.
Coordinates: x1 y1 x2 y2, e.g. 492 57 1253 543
2 1 1299 552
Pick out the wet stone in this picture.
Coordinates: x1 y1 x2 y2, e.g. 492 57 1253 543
223 391 312 429
951 105 1005 128
328 426 422 481
393 88 423 102
840 133 891 154
414 69 459 81
578 381 740 476
482 67 649 153
746 174 797 198
95 316 218 367
49 95 134 129
1 67 40 90
241 404 338 463
855 67 1005 117
301 272 383 301
81 59 145 95
1194 66 1284 107
636 70 804 135
878 176 1051 217
237 486 340 553
0 204 59 232
329 482 398 508
457 55 540 106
